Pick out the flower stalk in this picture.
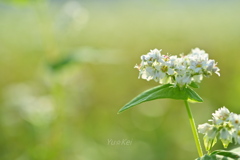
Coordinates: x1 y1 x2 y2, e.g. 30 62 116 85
184 100 203 157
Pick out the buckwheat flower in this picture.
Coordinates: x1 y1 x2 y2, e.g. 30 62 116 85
192 75 203 83
198 123 213 134
159 75 172 84
140 66 155 81
212 65 220 77
229 113 240 127
203 126 218 151
175 57 189 76
212 107 230 125
142 49 161 62
135 48 220 86
189 60 208 74
175 63 187 76
233 127 240 144
175 74 191 87
158 54 169 63
190 48 209 61
150 48 162 59
198 107 240 151
206 60 215 72
168 55 178 67
153 70 165 82
206 60 220 77
134 64 141 71
198 123 218 151
219 128 232 148
180 54 191 66
152 61 174 82
161 64 174 75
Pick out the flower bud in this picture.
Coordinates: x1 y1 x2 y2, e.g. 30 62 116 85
219 128 232 148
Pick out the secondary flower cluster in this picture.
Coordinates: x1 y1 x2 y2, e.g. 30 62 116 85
198 107 240 151
135 48 220 87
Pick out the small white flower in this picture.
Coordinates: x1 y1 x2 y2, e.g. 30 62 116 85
150 48 162 56
206 60 220 77
192 75 203 83
212 106 230 125
190 48 209 61
189 61 207 73
175 64 187 75
143 49 162 62
153 70 166 81
206 60 215 71
229 113 240 127
167 68 174 75
198 123 213 134
213 66 220 76
139 66 154 81
233 128 240 144
168 55 178 67
175 74 191 87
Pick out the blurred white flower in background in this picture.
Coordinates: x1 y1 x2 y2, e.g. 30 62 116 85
3 83 56 127
56 0 89 32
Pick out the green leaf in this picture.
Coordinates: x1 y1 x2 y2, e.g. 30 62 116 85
195 154 216 160
196 149 240 160
118 84 203 113
48 55 76 71
186 87 203 102
230 147 240 154
211 149 240 159
211 151 239 159
196 154 235 160
189 81 200 88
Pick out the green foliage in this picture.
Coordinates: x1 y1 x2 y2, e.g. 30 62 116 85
189 82 200 88
118 84 203 113
3 0 31 5
196 148 240 160
1 0 240 160
48 54 76 71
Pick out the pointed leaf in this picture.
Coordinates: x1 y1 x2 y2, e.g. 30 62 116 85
118 84 185 113
196 149 240 160
118 84 203 113
230 147 240 155
186 87 203 102
211 149 240 159
189 81 200 88
196 154 237 160
195 154 215 160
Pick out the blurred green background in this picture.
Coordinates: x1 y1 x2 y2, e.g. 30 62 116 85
1 0 240 159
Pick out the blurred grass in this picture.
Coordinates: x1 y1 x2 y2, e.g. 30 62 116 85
0 0 240 160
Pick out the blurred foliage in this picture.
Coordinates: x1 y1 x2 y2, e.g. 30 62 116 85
0 0 240 160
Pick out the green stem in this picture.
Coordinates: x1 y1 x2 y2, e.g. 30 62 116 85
184 100 203 157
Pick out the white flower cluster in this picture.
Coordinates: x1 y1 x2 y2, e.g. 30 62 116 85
198 107 240 151
135 48 220 87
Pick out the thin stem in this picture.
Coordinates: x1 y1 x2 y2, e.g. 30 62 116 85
184 100 203 157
